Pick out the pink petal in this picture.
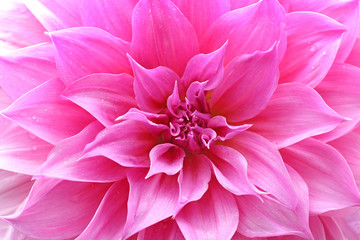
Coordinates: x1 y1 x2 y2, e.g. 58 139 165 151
207 116 251 141
39 121 126 182
2 78 94 145
128 56 178 113
279 12 345 87
77 179 129 240
236 166 312 239
0 43 58 100
226 131 297 209
130 0 199 75
176 179 239 240
82 120 159 168
346 37 360 68
63 73 136 127
281 138 360 214
249 83 345 148
308 216 326 240
0 170 32 216
181 42 227 91
147 143 185 178
0 115 52 175
80 0 137 41
4 179 110 239
201 0 286 65
315 64 360 141
211 44 279 122
328 132 360 190
0 88 11 111
138 218 185 240
320 216 346 240
24 0 81 31
171 0 230 40
177 154 211 212
207 144 257 196
123 169 179 239
0 1 48 53
50 27 131 85
230 0 258 10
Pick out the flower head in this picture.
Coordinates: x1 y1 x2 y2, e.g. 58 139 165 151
1 0 360 239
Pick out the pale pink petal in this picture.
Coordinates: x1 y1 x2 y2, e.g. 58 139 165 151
130 0 199 75
281 138 360 214
346 37 360 67
0 43 58 100
63 73 136 127
128 56 178 113
1 78 94 145
0 115 53 175
123 169 179 239
315 64 360 141
211 45 278 122
0 88 11 111
249 83 345 148
77 179 129 240
207 144 257 196
0 170 32 216
39 121 126 182
226 131 297 209
236 166 312 239
201 0 286 65
146 143 185 178
171 0 230 39
176 180 239 240
4 179 110 239
279 12 345 87
328 132 360 189
181 42 227 91
24 0 81 31
176 154 211 212
207 116 251 141
80 0 137 41
82 120 159 167
0 1 48 53
50 27 131 85
138 218 185 240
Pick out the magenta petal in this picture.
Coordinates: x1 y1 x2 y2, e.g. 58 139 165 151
50 27 131 85
329 132 360 190
201 0 286 65
2 78 94 145
315 64 360 141
0 171 32 216
77 179 129 240
176 180 239 240
0 88 11 111
63 73 136 127
281 138 360 214
181 42 227 91
82 120 158 168
138 218 185 240
4 179 110 239
171 0 230 39
230 0 258 10
123 169 179 239
211 45 279 122
80 0 137 41
130 0 199 75
129 56 178 113
207 116 251 141
226 131 297 209
249 83 345 148
147 143 185 178
346 38 360 68
24 0 81 31
0 43 58 100
40 121 126 182
0 115 53 175
279 12 345 87
177 154 211 211
236 166 312 239
208 144 257 196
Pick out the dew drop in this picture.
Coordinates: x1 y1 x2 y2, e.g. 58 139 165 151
311 66 315 70
310 45 316 52
322 51 327 55
31 146 38 151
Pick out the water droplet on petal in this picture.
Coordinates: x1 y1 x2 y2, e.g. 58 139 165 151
31 146 37 151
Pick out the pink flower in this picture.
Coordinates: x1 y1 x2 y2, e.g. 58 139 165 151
1 0 360 239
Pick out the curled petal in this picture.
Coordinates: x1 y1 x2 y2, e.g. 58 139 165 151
207 116 251 141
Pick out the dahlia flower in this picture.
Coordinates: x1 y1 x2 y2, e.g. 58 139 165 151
1 0 360 239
